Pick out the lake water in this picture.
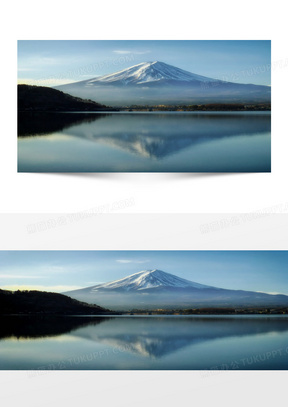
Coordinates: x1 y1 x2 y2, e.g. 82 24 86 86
1 315 287 370
18 111 271 172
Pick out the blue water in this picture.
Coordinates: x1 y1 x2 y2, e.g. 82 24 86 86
17 111 271 172
1 315 287 370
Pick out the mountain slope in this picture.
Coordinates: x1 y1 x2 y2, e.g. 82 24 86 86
18 84 107 111
0 289 112 315
65 269 288 311
89 269 212 291
80 61 217 85
56 61 271 106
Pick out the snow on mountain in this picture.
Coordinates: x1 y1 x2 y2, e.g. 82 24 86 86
85 61 216 85
90 269 212 292
56 60 271 106
64 269 288 311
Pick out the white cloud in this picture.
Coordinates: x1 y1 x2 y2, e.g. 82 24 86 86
257 290 287 295
18 68 36 72
1 285 84 293
113 50 151 55
0 274 47 279
86 281 104 285
48 265 66 272
80 74 100 78
116 259 150 264
17 78 76 87
113 50 132 55
19 55 67 68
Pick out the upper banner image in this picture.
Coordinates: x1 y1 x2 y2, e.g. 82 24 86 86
17 40 271 172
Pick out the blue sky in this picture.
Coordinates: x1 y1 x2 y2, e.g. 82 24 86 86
0 251 287 295
18 40 271 87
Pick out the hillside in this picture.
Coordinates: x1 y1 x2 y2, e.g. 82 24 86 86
18 84 107 111
0 288 112 315
56 61 271 106
65 269 288 311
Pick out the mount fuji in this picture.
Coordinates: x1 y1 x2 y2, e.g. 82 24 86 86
65 269 288 311
56 61 271 106
74 61 216 86
86 269 213 291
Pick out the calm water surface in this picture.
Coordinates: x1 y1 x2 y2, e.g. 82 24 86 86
17 112 271 172
1 315 287 370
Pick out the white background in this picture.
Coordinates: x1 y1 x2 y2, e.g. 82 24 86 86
1 212 288 406
1 212 288 405
1 0 288 406
1 213 288 250
0 1 288 215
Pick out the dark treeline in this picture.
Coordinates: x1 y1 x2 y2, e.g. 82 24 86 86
125 307 288 315
0 289 113 315
123 103 271 112
18 84 108 112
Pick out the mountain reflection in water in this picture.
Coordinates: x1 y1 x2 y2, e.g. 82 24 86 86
66 113 270 159
1 316 287 369
70 316 288 359
18 112 271 172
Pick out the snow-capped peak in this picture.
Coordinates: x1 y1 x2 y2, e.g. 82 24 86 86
91 269 211 292
86 61 216 85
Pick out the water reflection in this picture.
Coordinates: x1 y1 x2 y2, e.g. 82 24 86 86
18 112 107 137
18 112 271 172
65 113 270 159
0 316 108 340
1 316 287 369
71 316 288 359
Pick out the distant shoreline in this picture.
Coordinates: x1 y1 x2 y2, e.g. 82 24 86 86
119 103 271 112
123 310 287 315
17 85 271 113
1 310 287 317
18 104 271 113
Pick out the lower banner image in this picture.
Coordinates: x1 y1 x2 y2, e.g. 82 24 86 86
1 250 288 370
